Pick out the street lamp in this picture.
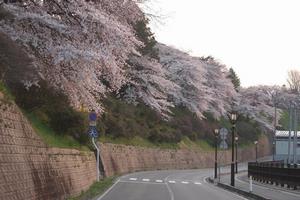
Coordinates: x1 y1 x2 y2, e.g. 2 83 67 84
230 113 237 187
235 136 239 174
214 129 219 179
254 141 258 162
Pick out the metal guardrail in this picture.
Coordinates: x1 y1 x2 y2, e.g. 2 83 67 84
248 161 300 190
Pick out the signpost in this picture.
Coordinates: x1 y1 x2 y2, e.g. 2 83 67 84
216 128 228 183
88 110 100 181
219 128 228 150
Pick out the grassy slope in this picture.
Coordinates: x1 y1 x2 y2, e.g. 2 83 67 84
0 82 88 150
24 112 90 151
99 135 214 151
68 177 116 200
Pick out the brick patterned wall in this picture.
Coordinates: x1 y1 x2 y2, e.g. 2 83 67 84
100 135 271 177
0 94 97 200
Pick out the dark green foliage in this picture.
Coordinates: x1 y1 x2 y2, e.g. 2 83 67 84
97 96 181 143
133 19 159 59
97 96 264 146
228 68 241 90
278 110 300 130
236 116 261 145
8 80 88 144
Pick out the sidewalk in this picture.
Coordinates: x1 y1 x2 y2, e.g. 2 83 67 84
216 172 300 200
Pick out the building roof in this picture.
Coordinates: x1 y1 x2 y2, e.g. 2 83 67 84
275 130 300 137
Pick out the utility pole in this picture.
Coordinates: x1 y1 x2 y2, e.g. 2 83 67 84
288 104 292 164
293 108 298 164
273 103 277 161
235 136 238 174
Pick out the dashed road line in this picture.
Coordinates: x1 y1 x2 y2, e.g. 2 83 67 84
194 182 202 185
119 180 164 185
142 178 150 182
168 180 176 184
181 181 189 184
129 178 137 181
156 180 163 183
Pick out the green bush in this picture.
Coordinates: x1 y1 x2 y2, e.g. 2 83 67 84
236 116 261 145
8 80 88 144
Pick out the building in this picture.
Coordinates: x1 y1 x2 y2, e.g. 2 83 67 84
274 130 300 163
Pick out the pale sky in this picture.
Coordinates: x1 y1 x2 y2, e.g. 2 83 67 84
142 0 300 87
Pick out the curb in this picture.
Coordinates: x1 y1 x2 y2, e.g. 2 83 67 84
207 177 271 200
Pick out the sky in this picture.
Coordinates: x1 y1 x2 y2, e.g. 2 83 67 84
141 0 300 87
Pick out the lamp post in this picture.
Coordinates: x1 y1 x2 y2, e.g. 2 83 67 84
214 129 219 179
230 113 237 187
254 141 258 162
235 136 239 174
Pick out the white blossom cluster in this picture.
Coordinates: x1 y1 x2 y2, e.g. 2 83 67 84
0 0 143 112
158 44 237 119
238 85 300 131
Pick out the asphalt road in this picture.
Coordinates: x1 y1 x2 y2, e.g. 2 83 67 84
97 168 248 200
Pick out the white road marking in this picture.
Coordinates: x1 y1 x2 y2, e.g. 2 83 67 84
168 180 176 183
181 181 189 184
119 180 164 185
129 178 137 181
142 178 150 182
202 176 249 200
164 174 175 200
194 182 202 185
156 180 163 183
97 179 120 200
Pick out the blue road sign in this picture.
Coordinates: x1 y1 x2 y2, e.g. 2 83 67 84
89 111 97 121
88 126 99 138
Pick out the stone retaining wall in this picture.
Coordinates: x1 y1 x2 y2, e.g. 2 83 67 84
100 135 271 177
0 95 97 200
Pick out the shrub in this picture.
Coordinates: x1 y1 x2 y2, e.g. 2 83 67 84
8 80 88 144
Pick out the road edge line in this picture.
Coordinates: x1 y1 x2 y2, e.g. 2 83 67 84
206 177 271 200
97 179 120 200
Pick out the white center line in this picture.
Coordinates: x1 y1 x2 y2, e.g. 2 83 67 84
129 178 137 181
168 180 176 183
155 180 163 183
194 182 202 185
181 181 189 184
142 178 150 182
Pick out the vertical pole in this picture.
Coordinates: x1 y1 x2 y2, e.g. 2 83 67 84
92 138 100 181
273 104 277 161
235 141 238 173
249 176 253 193
231 123 235 186
288 104 292 164
293 109 298 164
214 134 218 179
218 163 221 183
255 143 258 162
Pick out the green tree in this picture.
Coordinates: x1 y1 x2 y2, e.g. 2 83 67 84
228 68 241 90
133 18 158 59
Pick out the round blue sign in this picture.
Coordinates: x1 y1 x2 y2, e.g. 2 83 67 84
89 112 97 121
